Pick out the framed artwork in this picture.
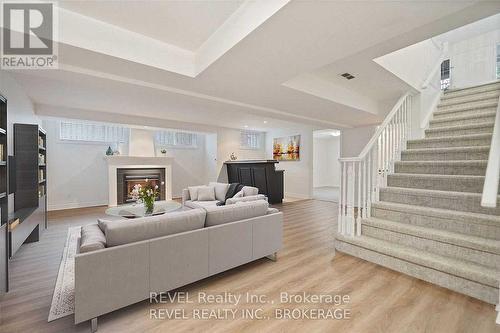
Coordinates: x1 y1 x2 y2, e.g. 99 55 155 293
273 135 300 161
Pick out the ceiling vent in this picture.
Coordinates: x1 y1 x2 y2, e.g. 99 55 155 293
341 73 355 80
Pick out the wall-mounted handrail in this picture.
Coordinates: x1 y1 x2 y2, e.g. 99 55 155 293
338 93 413 237
481 94 500 208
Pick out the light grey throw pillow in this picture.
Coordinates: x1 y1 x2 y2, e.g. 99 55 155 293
242 186 259 197
226 194 267 205
188 185 205 201
208 182 230 201
197 186 215 201
80 224 106 253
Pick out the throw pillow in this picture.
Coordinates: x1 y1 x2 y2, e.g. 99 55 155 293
209 182 230 202
232 190 244 198
188 185 204 201
242 186 259 197
197 186 216 201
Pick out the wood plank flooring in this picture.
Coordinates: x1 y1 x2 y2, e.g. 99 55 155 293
0 200 499 333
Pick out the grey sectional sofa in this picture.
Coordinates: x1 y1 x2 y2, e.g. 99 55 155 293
74 200 282 331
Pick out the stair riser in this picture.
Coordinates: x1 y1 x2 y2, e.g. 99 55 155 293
433 107 497 120
429 115 496 128
335 240 498 304
425 126 493 138
371 206 500 239
401 150 489 161
443 83 500 99
407 137 491 149
440 92 500 107
362 225 500 269
379 190 500 215
394 163 486 175
387 176 487 193
438 99 498 112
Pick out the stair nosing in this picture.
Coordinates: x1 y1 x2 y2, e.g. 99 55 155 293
402 146 490 153
408 133 492 144
434 104 498 115
395 160 488 166
389 173 485 180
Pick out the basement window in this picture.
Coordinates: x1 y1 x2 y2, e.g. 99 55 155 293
60 121 129 143
155 130 197 148
440 59 450 90
240 130 261 150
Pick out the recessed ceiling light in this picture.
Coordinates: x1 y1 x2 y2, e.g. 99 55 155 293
244 125 248 128
263 121 268 124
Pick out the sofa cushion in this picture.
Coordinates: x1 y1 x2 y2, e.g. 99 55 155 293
267 208 280 215
80 224 106 253
242 186 259 196
198 186 215 201
209 182 230 202
188 185 206 201
204 200 269 227
226 194 267 205
101 208 206 247
185 200 219 209
233 190 244 198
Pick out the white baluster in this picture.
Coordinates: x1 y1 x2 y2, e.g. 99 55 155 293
342 161 347 235
346 163 355 236
362 158 367 219
367 151 372 217
357 161 362 236
338 162 343 234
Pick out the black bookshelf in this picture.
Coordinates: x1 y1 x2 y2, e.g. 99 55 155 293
0 94 7 295
10 124 47 257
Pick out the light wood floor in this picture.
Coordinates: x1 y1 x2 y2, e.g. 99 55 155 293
1 200 499 333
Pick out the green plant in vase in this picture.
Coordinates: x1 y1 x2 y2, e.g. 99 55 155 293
130 180 159 215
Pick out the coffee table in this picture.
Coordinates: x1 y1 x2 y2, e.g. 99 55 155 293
105 200 182 218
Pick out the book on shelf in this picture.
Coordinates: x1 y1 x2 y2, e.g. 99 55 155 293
38 136 44 147
0 143 3 162
39 169 44 181
38 153 45 165
9 218 20 231
38 185 45 197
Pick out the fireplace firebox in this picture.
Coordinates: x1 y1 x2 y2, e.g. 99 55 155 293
117 168 166 205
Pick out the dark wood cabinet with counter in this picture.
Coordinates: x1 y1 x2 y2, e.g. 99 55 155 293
225 160 284 204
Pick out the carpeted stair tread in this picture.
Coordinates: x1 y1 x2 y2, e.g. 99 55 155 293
438 93 500 107
402 145 490 154
386 173 491 193
394 160 488 175
371 201 500 227
335 234 499 288
442 81 500 99
429 110 496 126
363 217 500 255
434 102 498 117
425 122 494 134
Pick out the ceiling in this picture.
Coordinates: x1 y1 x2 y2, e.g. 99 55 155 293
4 0 500 133
58 0 245 51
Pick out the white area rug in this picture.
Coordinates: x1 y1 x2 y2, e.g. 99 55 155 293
48 226 81 322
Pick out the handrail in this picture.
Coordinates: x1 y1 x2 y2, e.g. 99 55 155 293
481 95 500 208
338 93 413 237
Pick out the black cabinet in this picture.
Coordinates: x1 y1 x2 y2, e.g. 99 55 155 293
225 160 284 204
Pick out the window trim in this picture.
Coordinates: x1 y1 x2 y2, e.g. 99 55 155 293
155 130 198 149
59 121 129 144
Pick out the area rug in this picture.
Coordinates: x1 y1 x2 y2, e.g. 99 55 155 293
48 226 81 322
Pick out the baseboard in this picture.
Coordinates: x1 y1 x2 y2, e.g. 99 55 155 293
48 201 108 211
284 192 311 199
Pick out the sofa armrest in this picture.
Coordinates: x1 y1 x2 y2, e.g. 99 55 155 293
182 189 190 205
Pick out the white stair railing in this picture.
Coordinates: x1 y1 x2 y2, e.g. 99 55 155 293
338 93 412 236
481 94 500 208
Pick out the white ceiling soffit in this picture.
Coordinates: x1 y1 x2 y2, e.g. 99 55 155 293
55 0 290 77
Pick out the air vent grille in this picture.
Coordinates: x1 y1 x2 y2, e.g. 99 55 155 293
341 73 355 80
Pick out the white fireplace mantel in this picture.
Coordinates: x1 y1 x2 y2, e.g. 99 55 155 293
105 156 173 207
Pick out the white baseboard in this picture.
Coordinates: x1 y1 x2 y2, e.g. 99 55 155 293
48 200 108 211
284 192 311 200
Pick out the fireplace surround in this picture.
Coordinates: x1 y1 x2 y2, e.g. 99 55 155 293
105 156 173 207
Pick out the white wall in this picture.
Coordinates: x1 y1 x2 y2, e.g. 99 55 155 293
313 136 340 188
446 29 500 88
341 125 377 158
0 72 41 213
266 128 313 199
216 128 266 182
44 118 214 210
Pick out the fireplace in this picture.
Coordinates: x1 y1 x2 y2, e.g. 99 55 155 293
117 168 166 205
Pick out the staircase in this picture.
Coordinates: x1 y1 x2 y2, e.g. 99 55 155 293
336 81 500 304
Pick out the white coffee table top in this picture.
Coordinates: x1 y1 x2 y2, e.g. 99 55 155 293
105 200 182 218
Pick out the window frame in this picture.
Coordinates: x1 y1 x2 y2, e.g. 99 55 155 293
59 121 129 145
155 130 198 149
240 130 262 150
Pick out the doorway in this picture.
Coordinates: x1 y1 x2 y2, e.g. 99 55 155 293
312 129 341 202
